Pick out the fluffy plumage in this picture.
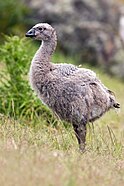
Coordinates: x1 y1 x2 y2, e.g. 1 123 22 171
26 23 120 151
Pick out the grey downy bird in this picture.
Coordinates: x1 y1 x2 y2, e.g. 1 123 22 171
25 23 120 151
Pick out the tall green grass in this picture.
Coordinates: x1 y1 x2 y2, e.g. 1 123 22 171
0 36 52 121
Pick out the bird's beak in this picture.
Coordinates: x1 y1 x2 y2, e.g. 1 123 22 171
25 28 36 37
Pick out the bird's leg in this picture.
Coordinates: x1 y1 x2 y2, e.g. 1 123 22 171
72 123 87 152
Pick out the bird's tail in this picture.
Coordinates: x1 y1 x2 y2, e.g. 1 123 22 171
108 89 120 109
113 102 120 109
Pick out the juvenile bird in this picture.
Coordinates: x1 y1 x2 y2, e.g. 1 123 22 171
26 23 120 151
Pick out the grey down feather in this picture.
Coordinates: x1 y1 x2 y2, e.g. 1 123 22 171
26 23 120 151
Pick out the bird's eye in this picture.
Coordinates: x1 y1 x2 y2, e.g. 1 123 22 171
39 27 43 31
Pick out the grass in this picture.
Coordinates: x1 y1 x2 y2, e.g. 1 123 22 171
0 37 124 186
0 115 124 186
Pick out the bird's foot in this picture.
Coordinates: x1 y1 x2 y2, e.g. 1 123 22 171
79 143 86 153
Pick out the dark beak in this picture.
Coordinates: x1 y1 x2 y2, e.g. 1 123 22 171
25 28 35 37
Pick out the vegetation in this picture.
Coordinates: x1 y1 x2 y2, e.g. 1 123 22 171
0 36 52 121
0 36 124 186
0 0 30 38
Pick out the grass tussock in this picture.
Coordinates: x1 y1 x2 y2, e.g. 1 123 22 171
0 36 124 186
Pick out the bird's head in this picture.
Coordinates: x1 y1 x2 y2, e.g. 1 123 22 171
25 23 56 41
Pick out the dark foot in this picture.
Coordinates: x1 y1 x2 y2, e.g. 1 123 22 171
79 142 86 153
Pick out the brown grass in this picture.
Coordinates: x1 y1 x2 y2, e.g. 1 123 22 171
0 109 124 186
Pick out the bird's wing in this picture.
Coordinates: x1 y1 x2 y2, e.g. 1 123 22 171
53 63 96 81
53 63 117 104
52 63 116 95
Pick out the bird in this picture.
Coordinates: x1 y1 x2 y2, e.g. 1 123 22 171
25 23 120 151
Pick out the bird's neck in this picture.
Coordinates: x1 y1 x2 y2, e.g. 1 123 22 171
29 31 57 95
32 31 57 69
